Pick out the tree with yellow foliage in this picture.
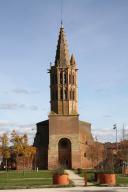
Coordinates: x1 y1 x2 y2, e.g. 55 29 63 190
0 133 10 171
21 134 36 170
10 130 36 170
10 130 23 163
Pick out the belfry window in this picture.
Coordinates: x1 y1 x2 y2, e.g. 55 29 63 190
72 75 75 84
60 88 63 100
64 73 67 84
60 72 63 84
69 74 71 84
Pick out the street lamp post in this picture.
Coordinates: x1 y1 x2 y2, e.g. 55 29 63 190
113 124 118 152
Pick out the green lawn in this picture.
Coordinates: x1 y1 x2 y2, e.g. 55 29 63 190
117 175 128 185
0 170 53 189
0 170 127 189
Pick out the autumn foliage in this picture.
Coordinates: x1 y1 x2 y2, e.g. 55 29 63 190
0 130 36 170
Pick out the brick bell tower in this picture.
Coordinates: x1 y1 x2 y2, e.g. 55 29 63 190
48 25 81 169
50 24 78 115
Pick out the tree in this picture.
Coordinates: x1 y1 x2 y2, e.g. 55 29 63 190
86 141 104 169
21 134 36 170
0 143 2 167
29 146 36 170
0 133 10 171
10 130 24 168
10 130 36 170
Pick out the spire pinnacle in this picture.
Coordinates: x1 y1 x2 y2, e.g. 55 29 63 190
70 54 76 65
55 26 70 67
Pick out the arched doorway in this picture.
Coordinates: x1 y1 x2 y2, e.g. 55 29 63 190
58 138 72 169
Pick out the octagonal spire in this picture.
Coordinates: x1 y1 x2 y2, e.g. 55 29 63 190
55 25 70 67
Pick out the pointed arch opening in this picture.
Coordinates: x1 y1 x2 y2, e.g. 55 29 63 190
69 74 71 84
64 73 67 84
60 72 63 84
72 75 75 84
58 138 72 169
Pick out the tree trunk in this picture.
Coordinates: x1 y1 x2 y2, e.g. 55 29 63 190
5 159 7 172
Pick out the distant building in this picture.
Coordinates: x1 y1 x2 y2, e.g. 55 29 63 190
34 25 94 169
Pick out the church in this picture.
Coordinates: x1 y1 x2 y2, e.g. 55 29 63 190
34 24 94 170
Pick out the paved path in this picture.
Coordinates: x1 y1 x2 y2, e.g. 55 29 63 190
0 187 128 192
65 170 93 186
65 170 85 186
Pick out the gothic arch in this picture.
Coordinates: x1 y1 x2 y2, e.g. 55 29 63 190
64 72 67 84
60 71 63 84
58 138 72 169
69 73 71 84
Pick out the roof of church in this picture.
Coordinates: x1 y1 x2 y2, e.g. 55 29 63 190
79 120 91 126
36 119 49 126
55 25 70 67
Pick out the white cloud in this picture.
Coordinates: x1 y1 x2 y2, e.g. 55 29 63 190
12 88 40 95
0 120 17 127
0 103 26 110
103 115 112 118
92 127 128 142
0 104 15 110
12 88 29 94
0 103 40 111
29 105 39 111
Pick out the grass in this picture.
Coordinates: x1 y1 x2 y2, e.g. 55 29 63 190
0 169 127 189
0 170 53 178
117 174 128 185
0 170 53 189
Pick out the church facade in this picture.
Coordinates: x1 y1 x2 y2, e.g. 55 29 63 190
34 25 94 169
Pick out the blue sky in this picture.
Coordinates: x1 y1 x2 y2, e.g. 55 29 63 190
0 0 128 143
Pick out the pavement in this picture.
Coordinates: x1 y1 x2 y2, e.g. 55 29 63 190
0 187 128 192
65 170 85 186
